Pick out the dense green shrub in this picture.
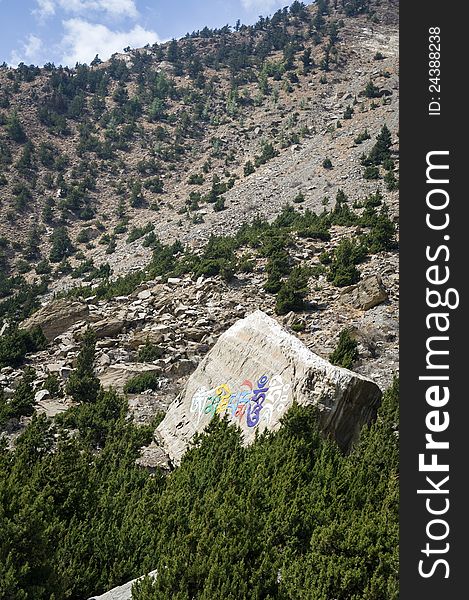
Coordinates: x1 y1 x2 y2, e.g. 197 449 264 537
243 160 255 176
343 104 353 119
385 170 399 191
363 165 380 179
123 371 160 393
42 373 63 398
275 266 310 315
329 328 359 368
6 111 26 143
137 338 164 362
65 328 100 403
0 326 46 369
327 238 364 287
293 191 305 203
188 173 204 185
354 129 371 144
0 367 37 427
362 125 392 167
0 331 399 600
49 227 75 263
127 223 154 243
254 141 278 167
363 79 381 98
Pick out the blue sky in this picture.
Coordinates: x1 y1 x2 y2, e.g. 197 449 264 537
0 0 308 67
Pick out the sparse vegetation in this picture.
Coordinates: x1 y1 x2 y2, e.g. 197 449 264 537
329 328 359 368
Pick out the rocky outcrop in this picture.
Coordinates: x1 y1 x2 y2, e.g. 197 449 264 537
156 310 382 465
87 570 157 600
19 300 89 341
98 363 161 391
339 274 388 310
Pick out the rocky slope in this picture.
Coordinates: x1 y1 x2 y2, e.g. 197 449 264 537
1 0 399 451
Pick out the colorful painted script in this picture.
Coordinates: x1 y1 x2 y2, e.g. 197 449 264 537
190 374 291 428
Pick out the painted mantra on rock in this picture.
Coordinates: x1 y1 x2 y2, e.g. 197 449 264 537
190 375 291 428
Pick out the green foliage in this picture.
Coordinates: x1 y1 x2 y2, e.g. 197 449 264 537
354 129 371 144
0 367 36 427
149 240 183 278
243 160 255 176
11 182 32 211
123 371 160 393
49 226 75 263
275 266 310 315
327 238 364 287
385 170 399 191
65 328 100 403
293 191 305 203
43 373 63 398
35 259 52 275
363 206 398 253
127 222 154 243
137 338 164 362
5 111 27 143
254 141 278 167
213 196 225 211
362 125 392 167
363 79 381 98
329 328 359 368
184 235 237 283
343 104 353 119
188 173 204 185
363 165 380 180
133 387 399 599
0 326 46 369
0 367 399 600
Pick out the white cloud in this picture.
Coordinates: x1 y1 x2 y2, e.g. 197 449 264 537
60 18 159 65
34 0 55 18
241 0 286 12
10 34 43 66
34 0 138 19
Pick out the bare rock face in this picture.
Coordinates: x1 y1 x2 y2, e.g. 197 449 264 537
156 310 382 465
19 300 89 341
87 570 157 600
90 317 127 339
339 275 388 311
98 363 160 391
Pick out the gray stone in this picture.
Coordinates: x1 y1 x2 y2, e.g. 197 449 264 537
136 442 172 471
339 275 388 310
91 318 127 339
99 364 160 391
137 289 152 300
157 310 382 465
127 328 170 349
20 300 90 341
34 389 50 403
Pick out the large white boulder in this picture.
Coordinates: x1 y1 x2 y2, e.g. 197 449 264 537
156 310 382 465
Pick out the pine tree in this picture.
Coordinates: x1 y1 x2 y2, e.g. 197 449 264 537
275 267 309 315
49 226 75 262
66 327 100 403
329 328 358 368
6 111 27 143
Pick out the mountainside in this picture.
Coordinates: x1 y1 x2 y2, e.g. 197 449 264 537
0 2 399 598
1 0 398 423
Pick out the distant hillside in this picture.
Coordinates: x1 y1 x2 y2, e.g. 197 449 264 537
1 0 398 312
